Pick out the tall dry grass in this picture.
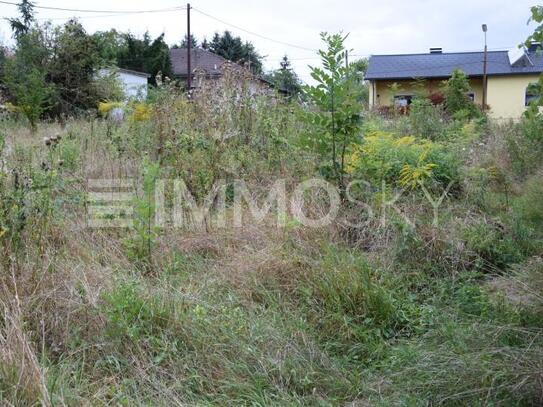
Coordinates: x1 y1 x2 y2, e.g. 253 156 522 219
0 77 542 405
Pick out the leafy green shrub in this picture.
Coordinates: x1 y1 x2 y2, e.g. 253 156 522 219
301 32 363 187
506 110 543 177
124 159 160 270
463 221 522 271
102 280 175 343
93 69 125 103
347 131 460 189
409 96 444 139
514 172 543 230
141 70 309 207
3 28 54 131
443 69 481 119
455 284 493 317
444 114 483 139
522 107 543 143
4 66 53 131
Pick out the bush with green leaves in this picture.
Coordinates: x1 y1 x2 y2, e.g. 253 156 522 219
92 69 126 103
301 32 363 189
522 105 543 143
48 19 103 116
263 55 302 97
3 29 54 131
409 96 444 139
124 159 161 270
505 111 543 177
142 69 311 206
94 30 173 84
513 172 543 234
347 130 460 189
444 69 481 120
102 279 176 343
463 221 523 271
3 14 125 125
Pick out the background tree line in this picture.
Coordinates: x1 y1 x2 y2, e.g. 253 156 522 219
0 1 369 126
0 0 173 128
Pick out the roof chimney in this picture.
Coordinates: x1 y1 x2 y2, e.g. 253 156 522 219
429 47 443 54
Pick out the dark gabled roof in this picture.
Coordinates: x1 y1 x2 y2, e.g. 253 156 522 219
170 47 227 77
366 50 543 80
170 47 281 91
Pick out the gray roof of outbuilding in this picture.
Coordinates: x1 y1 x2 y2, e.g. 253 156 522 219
117 68 151 78
170 47 282 90
365 50 543 80
170 47 227 77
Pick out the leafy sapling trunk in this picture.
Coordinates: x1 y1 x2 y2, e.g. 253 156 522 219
303 32 362 196
126 159 161 272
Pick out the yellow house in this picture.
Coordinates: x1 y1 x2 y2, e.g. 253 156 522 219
366 45 543 119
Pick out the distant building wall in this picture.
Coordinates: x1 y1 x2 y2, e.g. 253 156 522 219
118 71 148 99
368 74 541 119
487 74 539 119
369 78 484 107
97 69 149 100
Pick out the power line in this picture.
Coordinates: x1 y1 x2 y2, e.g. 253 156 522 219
192 6 317 52
39 10 184 22
1 1 520 63
0 0 184 14
38 14 139 21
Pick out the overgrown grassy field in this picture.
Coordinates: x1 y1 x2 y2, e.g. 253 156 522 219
0 76 542 406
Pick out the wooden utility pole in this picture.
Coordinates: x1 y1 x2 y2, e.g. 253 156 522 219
186 3 192 91
482 24 488 111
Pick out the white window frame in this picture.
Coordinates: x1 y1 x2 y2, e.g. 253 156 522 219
393 94 413 107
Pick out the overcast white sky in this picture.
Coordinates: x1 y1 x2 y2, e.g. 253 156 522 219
0 0 539 83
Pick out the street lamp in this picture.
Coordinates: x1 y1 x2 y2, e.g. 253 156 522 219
482 24 488 111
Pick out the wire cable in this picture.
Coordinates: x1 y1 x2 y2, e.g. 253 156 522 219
38 10 182 21
0 0 184 14
0 1 521 65
192 7 317 52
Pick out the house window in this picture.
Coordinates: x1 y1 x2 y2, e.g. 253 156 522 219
394 95 413 107
525 84 540 106
467 92 475 102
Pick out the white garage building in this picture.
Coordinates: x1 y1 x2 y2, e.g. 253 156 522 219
117 68 150 99
98 68 150 100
